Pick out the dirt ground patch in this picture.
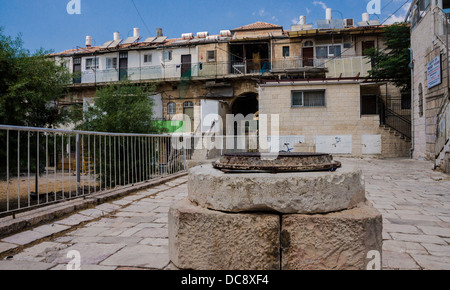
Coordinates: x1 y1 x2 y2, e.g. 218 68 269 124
0 173 98 213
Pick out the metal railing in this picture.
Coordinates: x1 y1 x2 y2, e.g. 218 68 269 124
376 96 412 140
435 99 450 157
0 125 188 217
72 55 372 85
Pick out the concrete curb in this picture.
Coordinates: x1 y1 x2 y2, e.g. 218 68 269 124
0 172 187 239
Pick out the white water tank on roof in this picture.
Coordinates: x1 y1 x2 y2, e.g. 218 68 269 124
299 15 306 25
133 28 140 38
362 13 370 22
197 31 209 38
220 30 232 37
326 8 333 20
182 33 194 39
85 36 92 47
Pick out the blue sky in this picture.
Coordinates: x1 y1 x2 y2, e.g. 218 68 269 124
0 0 411 53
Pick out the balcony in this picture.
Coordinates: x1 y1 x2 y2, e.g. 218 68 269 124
271 56 372 78
71 56 372 86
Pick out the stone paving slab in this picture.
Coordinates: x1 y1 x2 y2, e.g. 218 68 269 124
1 230 49 246
55 214 94 226
99 245 169 269
0 159 448 270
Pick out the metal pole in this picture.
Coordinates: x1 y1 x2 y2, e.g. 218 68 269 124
36 133 39 204
6 130 9 212
17 131 20 209
76 134 81 195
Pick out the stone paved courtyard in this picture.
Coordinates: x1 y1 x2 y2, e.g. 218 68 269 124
0 157 449 270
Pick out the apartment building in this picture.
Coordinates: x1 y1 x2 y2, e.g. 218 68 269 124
407 0 450 172
52 10 411 158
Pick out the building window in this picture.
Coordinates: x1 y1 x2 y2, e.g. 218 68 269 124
119 52 128 59
144 54 152 64
207 51 216 62
401 93 411 110
85 57 99 70
168 102 176 115
291 90 326 107
418 83 424 117
361 95 378 115
183 101 194 108
283 46 290 57
304 41 314 47
316 45 342 59
163 50 172 61
106 57 117 69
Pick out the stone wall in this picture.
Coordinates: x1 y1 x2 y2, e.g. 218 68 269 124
259 82 410 157
411 9 449 160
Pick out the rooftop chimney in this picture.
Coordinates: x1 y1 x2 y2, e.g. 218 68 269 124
157 28 163 37
85 36 92 47
114 32 120 41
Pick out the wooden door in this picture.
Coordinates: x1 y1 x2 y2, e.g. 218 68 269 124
181 54 192 77
119 52 128 80
73 58 81 83
302 47 314 67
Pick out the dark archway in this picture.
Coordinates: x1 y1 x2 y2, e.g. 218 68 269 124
232 93 258 116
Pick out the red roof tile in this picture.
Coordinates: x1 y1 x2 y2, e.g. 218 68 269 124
232 22 283 31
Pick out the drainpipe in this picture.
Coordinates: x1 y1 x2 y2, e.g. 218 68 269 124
409 48 415 159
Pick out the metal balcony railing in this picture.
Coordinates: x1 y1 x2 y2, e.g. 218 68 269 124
71 55 372 85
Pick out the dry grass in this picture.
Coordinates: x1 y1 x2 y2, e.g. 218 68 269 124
0 173 98 213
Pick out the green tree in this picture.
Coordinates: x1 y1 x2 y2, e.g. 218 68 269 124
78 81 166 188
365 23 411 93
79 80 163 134
0 27 72 128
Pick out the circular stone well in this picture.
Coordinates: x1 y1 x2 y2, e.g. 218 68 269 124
188 162 366 214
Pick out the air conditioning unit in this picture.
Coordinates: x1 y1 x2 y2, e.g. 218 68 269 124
344 19 354 27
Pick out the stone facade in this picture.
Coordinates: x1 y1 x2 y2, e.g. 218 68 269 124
259 82 411 157
410 3 449 165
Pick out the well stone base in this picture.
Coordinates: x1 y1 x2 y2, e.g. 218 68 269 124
168 199 280 270
281 202 383 270
188 164 366 214
169 200 382 270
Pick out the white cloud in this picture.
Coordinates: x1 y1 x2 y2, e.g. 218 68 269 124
384 1 411 24
313 1 328 10
252 7 279 22
306 8 311 15
259 9 266 17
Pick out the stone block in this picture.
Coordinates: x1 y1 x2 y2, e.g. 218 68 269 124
281 202 382 270
169 199 280 270
188 164 366 214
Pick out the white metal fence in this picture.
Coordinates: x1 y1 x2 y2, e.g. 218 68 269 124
0 125 187 217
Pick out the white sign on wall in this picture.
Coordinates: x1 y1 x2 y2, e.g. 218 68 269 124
361 135 382 155
427 55 442 89
315 135 353 154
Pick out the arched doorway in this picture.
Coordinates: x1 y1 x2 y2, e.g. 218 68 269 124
230 93 259 152
183 101 194 132
232 93 258 116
